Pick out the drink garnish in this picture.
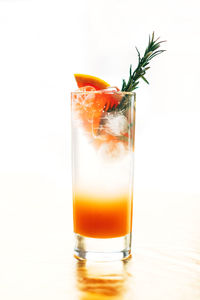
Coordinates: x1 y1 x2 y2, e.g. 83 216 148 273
117 32 166 111
73 32 165 147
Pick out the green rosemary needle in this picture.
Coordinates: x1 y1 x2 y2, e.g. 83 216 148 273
116 32 166 111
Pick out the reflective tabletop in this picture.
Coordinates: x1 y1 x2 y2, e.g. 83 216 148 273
73 191 200 300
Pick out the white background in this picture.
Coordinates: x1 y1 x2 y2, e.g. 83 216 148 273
0 0 200 297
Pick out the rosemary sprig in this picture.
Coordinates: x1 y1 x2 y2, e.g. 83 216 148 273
117 32 165 111
122 32 165 92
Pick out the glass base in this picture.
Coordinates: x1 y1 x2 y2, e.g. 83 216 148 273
74 233 132 261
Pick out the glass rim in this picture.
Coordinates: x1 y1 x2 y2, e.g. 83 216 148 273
71 88 136 96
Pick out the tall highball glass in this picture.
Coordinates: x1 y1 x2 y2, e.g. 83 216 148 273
71 88 136 261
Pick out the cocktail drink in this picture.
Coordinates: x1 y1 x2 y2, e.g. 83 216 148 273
71 32 165 261
71 85 136 261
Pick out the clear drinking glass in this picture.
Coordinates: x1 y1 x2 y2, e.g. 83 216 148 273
71 87 136 261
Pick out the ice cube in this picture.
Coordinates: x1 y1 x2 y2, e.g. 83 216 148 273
102 86 119 92
73 86 96 106
104 112 128 136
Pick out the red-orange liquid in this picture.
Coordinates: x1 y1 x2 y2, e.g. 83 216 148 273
73 193 132 238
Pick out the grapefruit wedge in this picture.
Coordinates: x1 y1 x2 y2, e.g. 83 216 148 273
73 74 122 141
74 74 110 90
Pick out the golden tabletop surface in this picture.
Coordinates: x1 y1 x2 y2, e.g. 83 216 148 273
0 183 199 300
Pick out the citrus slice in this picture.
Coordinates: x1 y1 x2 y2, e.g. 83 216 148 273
73 75 123 143
74 74 110 90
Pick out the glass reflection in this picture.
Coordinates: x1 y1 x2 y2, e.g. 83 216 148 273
75 258 132 300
